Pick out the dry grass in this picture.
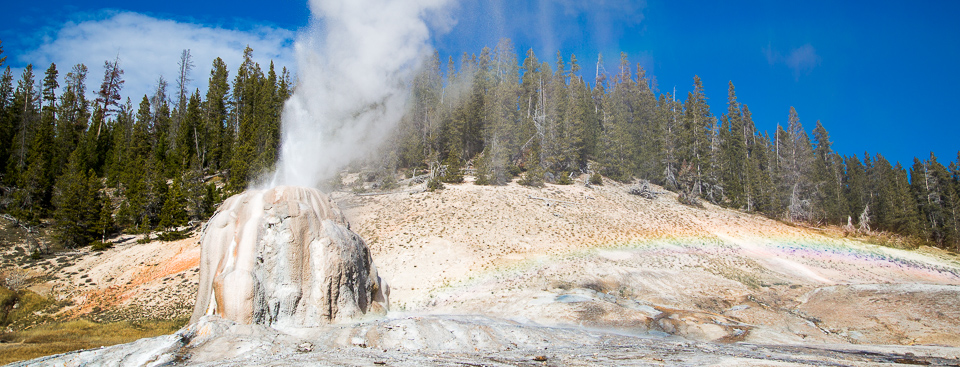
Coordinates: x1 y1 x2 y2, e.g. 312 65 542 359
0 289 51 327
0 318 187 365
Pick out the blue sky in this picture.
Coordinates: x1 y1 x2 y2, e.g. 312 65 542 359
2 0 957 167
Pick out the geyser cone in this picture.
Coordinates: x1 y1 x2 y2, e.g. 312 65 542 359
191 186 389 328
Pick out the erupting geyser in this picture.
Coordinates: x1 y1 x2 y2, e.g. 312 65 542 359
191 0 450 328
191 186 389 328
184 0 457 335
270 0 452 188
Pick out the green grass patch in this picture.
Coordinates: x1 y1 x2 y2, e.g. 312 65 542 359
0 317 188 365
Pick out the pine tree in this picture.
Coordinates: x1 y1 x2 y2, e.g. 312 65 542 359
440 149 464 183
462 52 486 160
720 81 747 208
413 51 444 166
844 155 869 227
229 46 264 191
952 152 960 187
12 64 59 222
891 162 921 236
116 144 147 232
439 55 465 161
632 63 659 182
867 154 896 232
864 154 919 235
517 48 542 170
106 98 134 186
658 91 682 190
477 40 519 185
6 65 39 186
150 78 172 176
680 76 715 200
778 107 815 221
598 52 637 181
203 57 230 171
740 105 758 211
811 120 845 223
174 90 202 170
253 61 281 177
0 67 14 175
922 154 960 249
52 149 102 248
158 176 188 231
543 51 568 175
54 64 90 178
747 132 776 215
561 53 595 171
592 54 609 173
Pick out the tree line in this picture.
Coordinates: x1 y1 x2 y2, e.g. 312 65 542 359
0 40 290 249
0 37 958 252
389 39 960 251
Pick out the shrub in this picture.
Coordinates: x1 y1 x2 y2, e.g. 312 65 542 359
440 154 464 184
90 241 112 252
589 173 603 185
2 270 28 291
427 177 444 192
518 166 544 187
507 164 522 178
678 191 703 208
157 231 188 242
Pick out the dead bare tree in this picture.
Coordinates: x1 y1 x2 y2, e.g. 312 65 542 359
176 49 194 114
95 55 124 138
3 268 28 291
858 204 872 234
628 180 660 199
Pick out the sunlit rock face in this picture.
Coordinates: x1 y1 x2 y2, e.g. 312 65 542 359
190 186 388 328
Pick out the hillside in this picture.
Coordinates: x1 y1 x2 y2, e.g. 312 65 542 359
344 174 960 346
3 174 960 364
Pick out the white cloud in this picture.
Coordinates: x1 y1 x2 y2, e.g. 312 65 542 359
19 11 295 104
763 43 821 79
785 44 821 76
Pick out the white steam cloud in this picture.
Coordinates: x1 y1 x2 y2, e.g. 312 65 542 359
270 0 452 188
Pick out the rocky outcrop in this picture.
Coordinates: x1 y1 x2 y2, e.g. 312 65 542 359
190 186 388 328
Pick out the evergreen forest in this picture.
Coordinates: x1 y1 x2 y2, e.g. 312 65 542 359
1 38 959 253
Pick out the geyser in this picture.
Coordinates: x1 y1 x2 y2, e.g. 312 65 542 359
192 0 452 329
270 0 453 188
191 186 389 328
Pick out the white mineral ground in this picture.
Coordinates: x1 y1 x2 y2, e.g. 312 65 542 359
11 176 960 366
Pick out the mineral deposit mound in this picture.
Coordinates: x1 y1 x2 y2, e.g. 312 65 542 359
191 186 389 328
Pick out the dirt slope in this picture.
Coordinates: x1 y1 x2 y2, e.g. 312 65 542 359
1 231 201 324
339 175 960 346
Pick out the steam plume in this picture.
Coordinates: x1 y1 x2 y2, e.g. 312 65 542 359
270 0 452 188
